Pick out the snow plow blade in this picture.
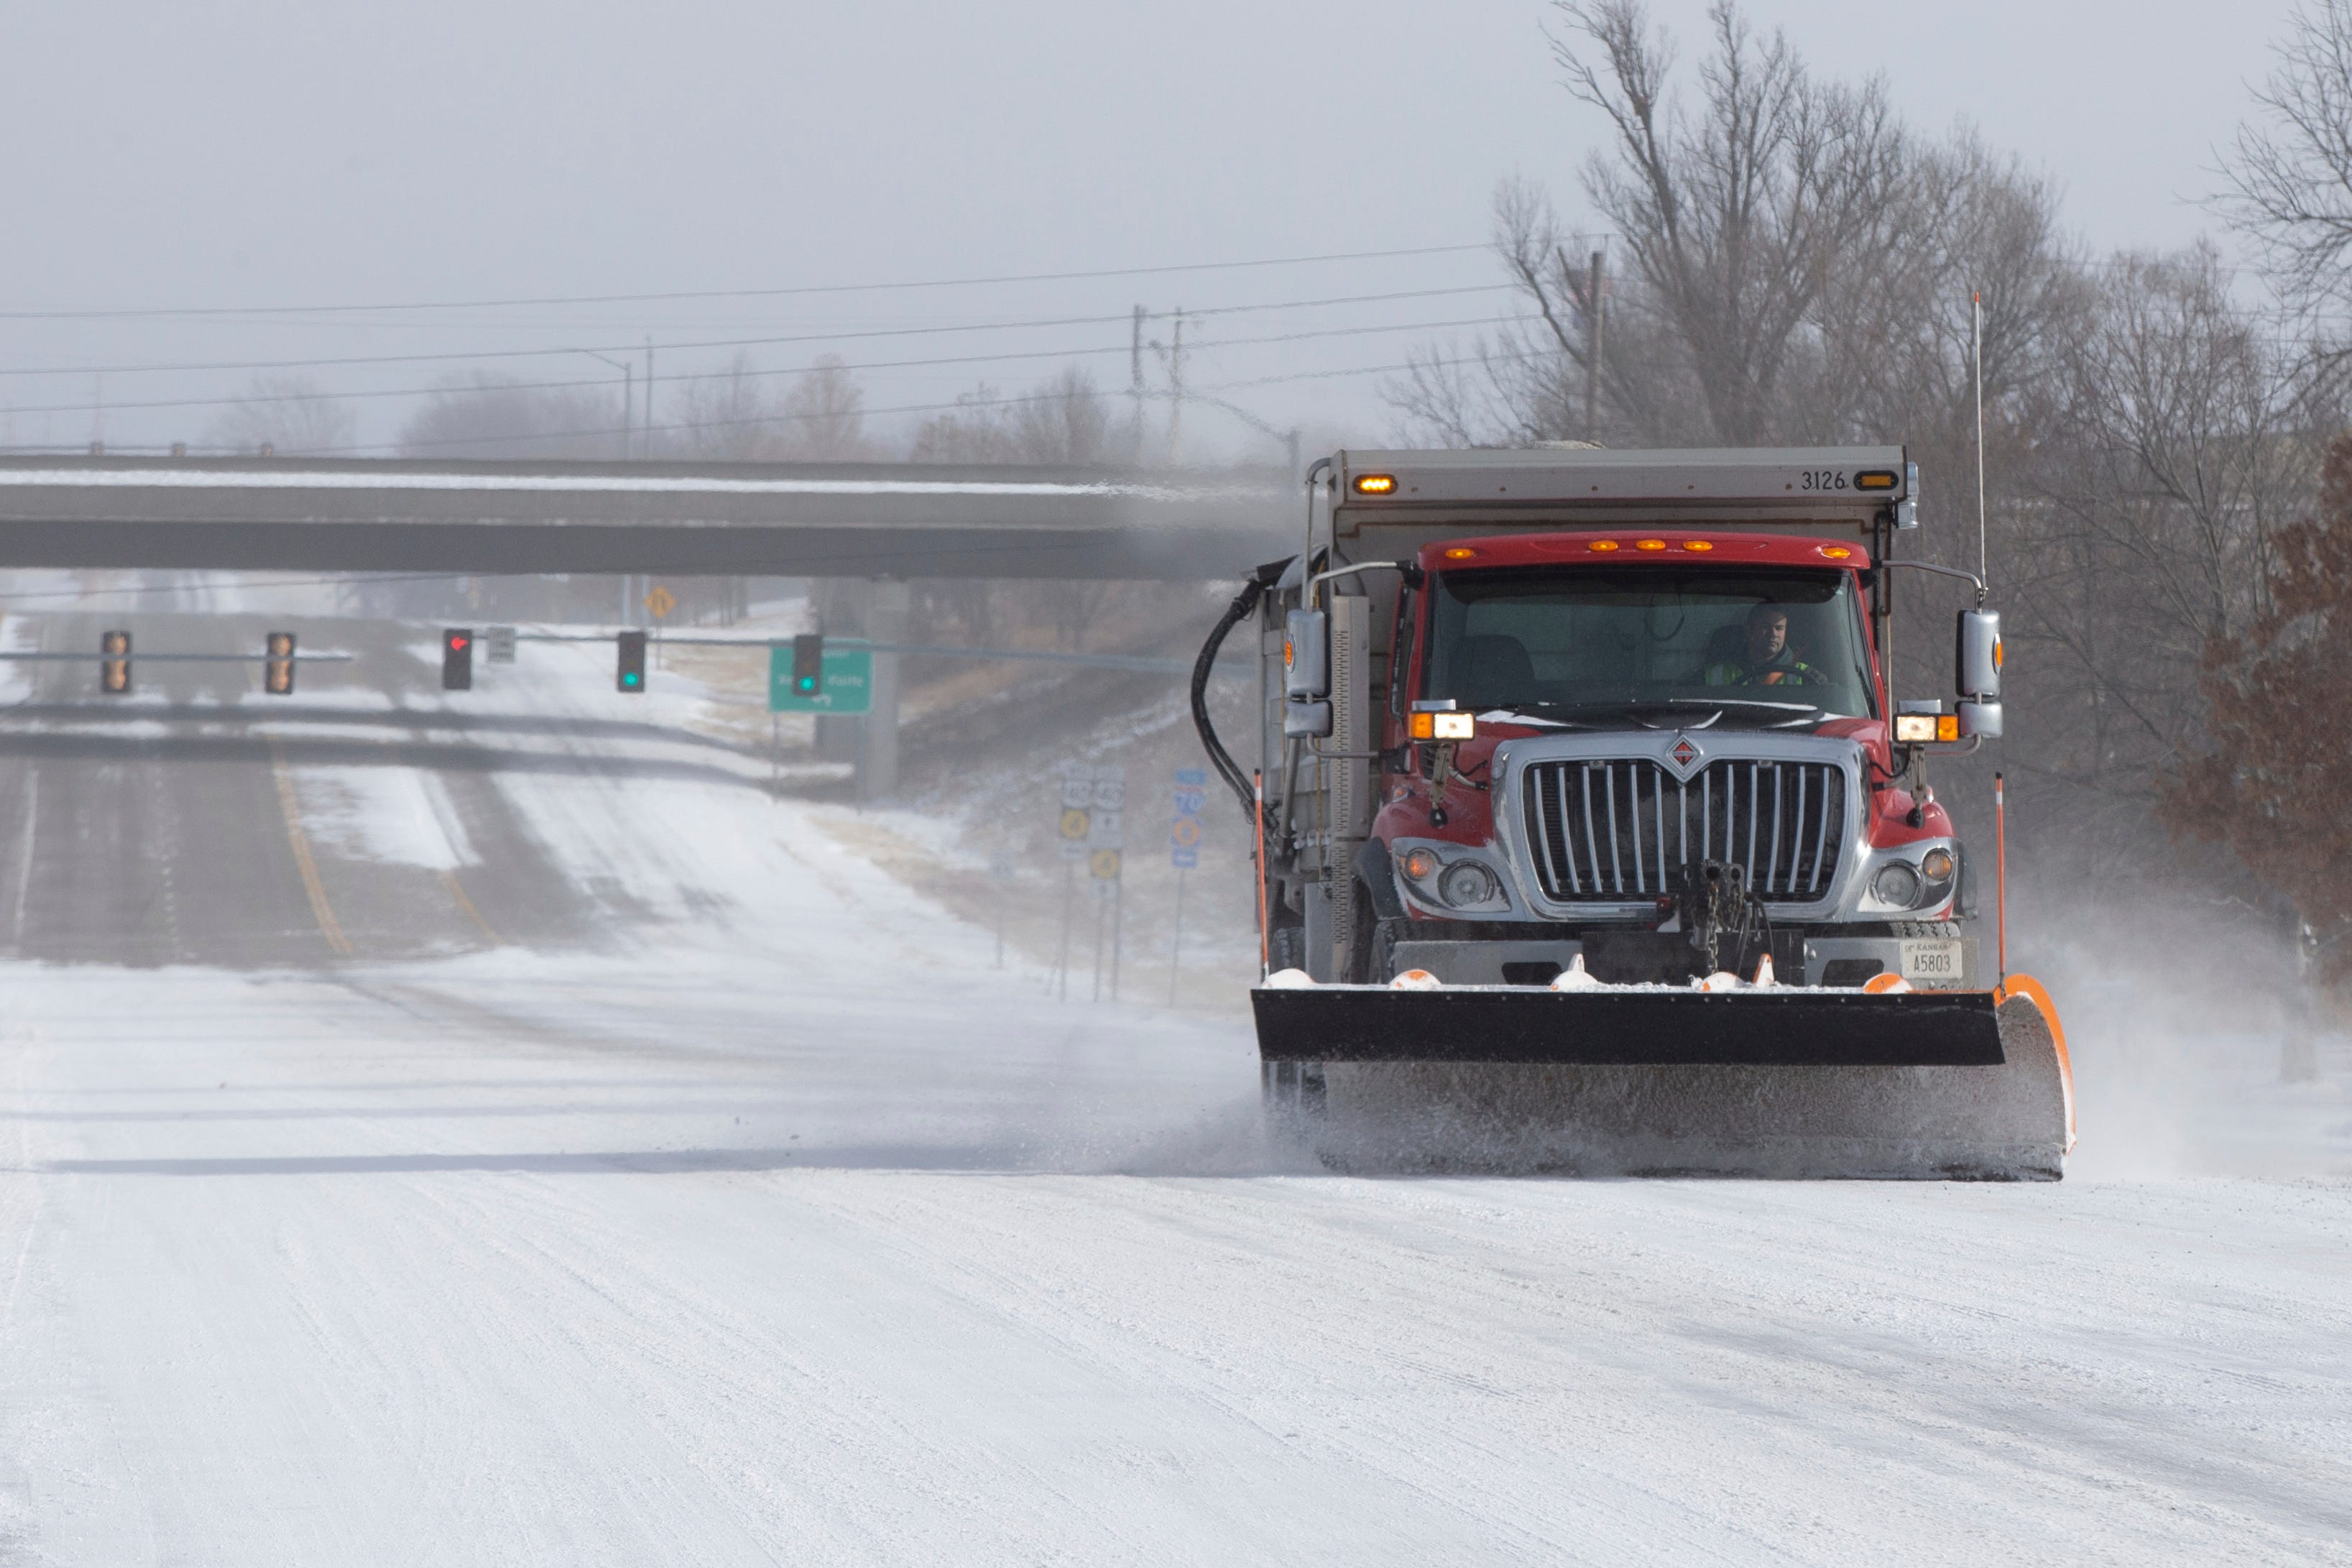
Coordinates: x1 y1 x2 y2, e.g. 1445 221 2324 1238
1256 978 2075 1181
1253 985 2005 1066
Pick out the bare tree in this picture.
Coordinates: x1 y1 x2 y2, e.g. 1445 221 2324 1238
1552 0 1909 443
397 374 618 458
912 366 1130 465
777 355 871 460
205 374 357 454
2217 0 2352 338
909 368 1143 647
2164 430 2352 978
670 353 783 459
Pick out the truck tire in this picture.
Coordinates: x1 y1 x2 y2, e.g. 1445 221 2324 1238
1345 882 1403 985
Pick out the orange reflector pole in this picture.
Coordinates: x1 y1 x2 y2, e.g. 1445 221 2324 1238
1995 771 2007 985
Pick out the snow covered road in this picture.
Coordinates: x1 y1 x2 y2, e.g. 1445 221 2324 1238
5 959 2348 1566
0 614 2347 1564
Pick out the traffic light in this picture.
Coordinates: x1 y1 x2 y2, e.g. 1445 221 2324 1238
617 629 647 693
99 629 131 695
790 633 824 697
264 631 297 696
441 628 473 691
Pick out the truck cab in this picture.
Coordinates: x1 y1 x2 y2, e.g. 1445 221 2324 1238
1225 446 2004 993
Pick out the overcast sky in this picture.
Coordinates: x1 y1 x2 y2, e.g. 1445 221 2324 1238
0 0 2305 458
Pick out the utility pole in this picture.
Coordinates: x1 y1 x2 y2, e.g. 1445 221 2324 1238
1586 249 1605 443
1130 305 1145 454
644 337 655 460
1168 307 1185 463
576 350 633 459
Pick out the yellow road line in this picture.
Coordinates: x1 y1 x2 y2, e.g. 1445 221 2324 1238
267 740 353 956
440 870 500 946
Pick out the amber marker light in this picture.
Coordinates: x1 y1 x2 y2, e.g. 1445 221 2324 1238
1680 540 1714 552
1818 545 1854 560
1855 470 1899 490
1587 539 1620 553
1442 546 1477 561
1354 474 1397 494
1937 714 1960 742
1634 538 1668 552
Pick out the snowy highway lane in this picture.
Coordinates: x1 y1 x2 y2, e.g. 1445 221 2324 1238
6 964 2351 1567
0 620 2347 1564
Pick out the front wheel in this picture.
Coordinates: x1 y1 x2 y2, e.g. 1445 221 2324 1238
1344 880 1404 985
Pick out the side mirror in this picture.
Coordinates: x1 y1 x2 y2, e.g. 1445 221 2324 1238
1956 608 2001 700
1956 699 2003 738
1894 461 1920 530
1284 700 1334 739
1283 609 1329 700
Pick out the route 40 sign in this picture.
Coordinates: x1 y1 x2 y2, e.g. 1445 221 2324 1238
1170 767 1207 869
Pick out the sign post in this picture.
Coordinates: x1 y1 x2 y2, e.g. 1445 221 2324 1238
1168 767 1207 1003
1055 765 1093 1002
645 585 676 669
1087 766 1125 1001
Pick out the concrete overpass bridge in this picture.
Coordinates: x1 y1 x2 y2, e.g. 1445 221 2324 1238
0 454 1296 798
0 456 1296 581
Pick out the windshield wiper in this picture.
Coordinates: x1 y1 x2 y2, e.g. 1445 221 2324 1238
1666 696 1823 715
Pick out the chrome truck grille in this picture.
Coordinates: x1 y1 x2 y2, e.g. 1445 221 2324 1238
1521 757 1847 903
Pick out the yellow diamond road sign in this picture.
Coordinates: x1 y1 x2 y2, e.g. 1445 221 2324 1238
643 584 678 620
1059 808 1090 841
1089 848 1122 880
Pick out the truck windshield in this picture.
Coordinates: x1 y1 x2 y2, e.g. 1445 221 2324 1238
1422 564 1876 721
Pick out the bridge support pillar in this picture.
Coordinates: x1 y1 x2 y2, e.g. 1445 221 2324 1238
859 580 906 801
810 578 905 800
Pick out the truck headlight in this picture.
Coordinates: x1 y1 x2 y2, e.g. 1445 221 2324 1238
1873 862 1922 907
1437 861 1499 908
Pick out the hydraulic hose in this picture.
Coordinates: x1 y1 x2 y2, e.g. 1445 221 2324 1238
1191 567 1277 826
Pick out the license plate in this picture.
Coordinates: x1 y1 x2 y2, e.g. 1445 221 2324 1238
1899 939 1963 982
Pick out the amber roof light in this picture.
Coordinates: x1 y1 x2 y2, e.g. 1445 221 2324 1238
1354 474 1397 494
1635 538 1668 552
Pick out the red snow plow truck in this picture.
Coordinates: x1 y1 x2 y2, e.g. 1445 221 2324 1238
1190 446 2074 1178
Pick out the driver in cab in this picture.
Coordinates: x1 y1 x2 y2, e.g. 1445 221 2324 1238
1705 602 1822 688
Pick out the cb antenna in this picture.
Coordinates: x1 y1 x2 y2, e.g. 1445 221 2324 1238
1973 290 1988 587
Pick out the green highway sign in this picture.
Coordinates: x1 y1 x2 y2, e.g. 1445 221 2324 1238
769 643 873 714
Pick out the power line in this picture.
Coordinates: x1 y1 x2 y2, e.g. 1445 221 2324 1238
0 243 1502 323
0 285 1515 382
0 311 1534 423
298 341 1557 456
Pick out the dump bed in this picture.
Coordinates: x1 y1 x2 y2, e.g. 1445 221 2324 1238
1329 446 1911 558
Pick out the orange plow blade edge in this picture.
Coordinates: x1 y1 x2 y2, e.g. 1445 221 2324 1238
1255 977 2074 1180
